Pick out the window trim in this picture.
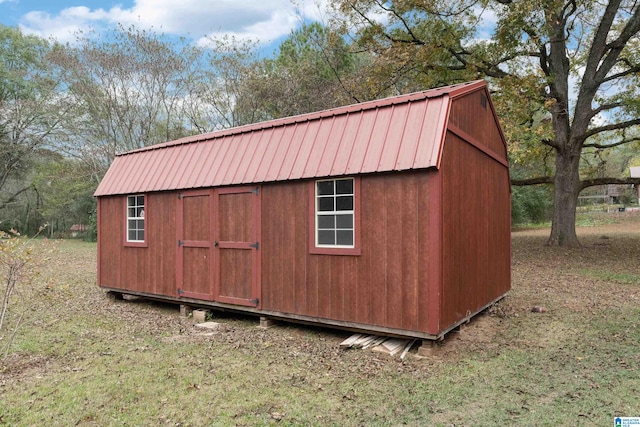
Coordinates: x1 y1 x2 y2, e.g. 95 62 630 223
124 194 148 248
309 177 361 256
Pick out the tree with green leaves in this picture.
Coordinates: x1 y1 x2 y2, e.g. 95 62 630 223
270 22 359 115
32 156 96 236
197 23 360 128
0 25 71 211
331 0 640 245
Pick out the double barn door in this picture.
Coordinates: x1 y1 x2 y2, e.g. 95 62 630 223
176 186 260 307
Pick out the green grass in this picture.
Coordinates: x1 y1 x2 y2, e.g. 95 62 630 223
577 269 640 285
2 236 640 426
513 211 620 230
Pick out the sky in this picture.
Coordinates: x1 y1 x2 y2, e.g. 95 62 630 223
0 0 330 50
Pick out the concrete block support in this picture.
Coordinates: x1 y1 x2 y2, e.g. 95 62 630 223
259 316 276 329
192 309 207 323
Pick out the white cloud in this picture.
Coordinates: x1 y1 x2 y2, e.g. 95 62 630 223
20 7 112 42
196 9 299 47
17 0 327 45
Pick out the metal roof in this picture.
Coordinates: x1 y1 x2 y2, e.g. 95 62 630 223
95 80 486 196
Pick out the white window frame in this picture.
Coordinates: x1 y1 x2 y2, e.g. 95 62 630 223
315 178 355 248
126 195 145 243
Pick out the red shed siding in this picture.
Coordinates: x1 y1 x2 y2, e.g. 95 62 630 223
449 90 507 158
98 193 177 297
440 131 511 327
260 172 435 333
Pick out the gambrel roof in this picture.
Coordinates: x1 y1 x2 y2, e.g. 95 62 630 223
95 80 491 196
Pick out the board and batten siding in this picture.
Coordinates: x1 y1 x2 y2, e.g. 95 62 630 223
98 192 177 297
98 172 441 335
260 171 438 334
440 90 511 329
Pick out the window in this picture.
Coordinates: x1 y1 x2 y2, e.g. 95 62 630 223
127 195 145 242
315 178 354 248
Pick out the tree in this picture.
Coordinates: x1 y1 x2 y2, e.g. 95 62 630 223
197 24 360 129
193 36 270 129
0 25 70 211
331 0 640 245
270 22 359 115
50 25 205 178
32 156 96 235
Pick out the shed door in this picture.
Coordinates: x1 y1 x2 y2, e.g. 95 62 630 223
177 190 214 300
214 186 261 307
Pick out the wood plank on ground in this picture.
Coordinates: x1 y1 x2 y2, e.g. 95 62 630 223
341 333 414 358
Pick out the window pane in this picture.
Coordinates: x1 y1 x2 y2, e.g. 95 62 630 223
336 179 353 195
138 230 145 241
318 230 335 245
128 229 137 241
128 197 135 207
128 219 136 230
317 181 334 196
137 207 144 218
336 230 353 246
137 220 145 230
318 215 335 229
137 196 145 206
128 207 136 218
336 214 353 229
336 196 353 211
318 197 334 211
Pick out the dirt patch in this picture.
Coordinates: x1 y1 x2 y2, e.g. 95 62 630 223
0 354 53 385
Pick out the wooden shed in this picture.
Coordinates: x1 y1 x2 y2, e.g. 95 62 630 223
94 80 511 340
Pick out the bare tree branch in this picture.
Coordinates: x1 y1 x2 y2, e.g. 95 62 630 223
602 62 640 83
582 117 640 140
374 1 424 45
512 176 640 190
589 101 623 119
511 176 554 186
580 177 640 190
0 185 34 210
583 136 640 149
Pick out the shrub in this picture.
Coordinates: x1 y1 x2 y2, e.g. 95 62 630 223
511 185 553 225
0 226 55 358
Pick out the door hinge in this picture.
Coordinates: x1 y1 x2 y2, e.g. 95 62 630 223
251 187 260 195
178 240 183 247
177 288 184 295
249 242 259 250
178 192 183 199
250 298 259 306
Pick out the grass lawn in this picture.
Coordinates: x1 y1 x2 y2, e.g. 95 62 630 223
1 213 640 426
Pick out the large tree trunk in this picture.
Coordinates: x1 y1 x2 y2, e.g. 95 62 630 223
547 149 581 246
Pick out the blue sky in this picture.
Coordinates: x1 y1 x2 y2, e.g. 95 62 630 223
0 0 329 50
